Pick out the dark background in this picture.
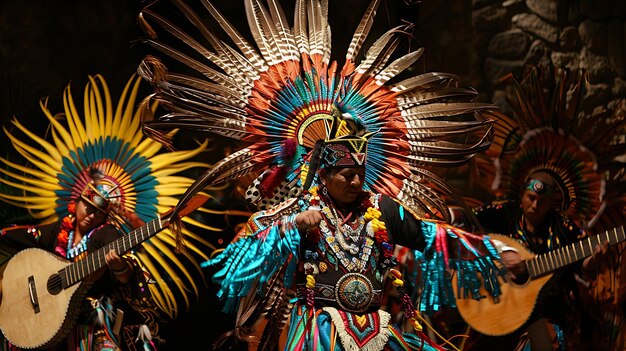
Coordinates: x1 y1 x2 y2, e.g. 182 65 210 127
3 0 624 349
0 0 470 349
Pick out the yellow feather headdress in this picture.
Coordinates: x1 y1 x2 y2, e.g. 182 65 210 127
0 74 225 318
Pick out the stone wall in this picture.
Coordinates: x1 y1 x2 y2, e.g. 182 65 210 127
471 0 626 117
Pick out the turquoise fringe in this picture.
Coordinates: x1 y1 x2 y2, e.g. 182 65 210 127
417 222 506 315
203 208 506 318
201 214 301 313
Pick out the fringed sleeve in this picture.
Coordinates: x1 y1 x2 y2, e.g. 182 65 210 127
202 199 303 313
415 220 506 315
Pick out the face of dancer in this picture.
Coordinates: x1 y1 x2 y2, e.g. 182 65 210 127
322 166 366 207
75 199 107 234
521 189 554 227
521 171 561 227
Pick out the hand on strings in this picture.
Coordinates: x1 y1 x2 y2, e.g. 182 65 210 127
582 241 610 277
105 249 131 283
501 250 528 281
296 210 324 233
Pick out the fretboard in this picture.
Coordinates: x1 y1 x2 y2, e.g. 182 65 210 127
60 217 163 287
526 225 625 278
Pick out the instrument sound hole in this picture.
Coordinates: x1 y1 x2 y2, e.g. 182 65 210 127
510 272 530 285
47 274 63 295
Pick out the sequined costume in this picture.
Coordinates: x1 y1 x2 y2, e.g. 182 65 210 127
195 110 506 350
134 0 508 349
205 184 503 351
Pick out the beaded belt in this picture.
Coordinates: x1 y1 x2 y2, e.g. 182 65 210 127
300 273 382 313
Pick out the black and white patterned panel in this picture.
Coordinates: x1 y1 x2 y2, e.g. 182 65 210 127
245 174 302 210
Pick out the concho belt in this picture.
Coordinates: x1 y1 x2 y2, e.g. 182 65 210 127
299 274 381 313
333 273 375 313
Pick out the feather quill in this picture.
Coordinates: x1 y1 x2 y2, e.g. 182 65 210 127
200 0 268 71
293 0 310 55
267 0 299 61
345 0 381 62
244 0 277 65
375 49 424 86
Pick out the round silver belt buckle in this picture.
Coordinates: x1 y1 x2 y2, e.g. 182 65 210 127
334 273 373 313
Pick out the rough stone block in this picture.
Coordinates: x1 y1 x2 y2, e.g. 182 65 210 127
488 29 531 59
578 20 607 54
512 13 559 43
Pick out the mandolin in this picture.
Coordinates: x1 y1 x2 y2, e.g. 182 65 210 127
0 195 206 349
453 226 625 336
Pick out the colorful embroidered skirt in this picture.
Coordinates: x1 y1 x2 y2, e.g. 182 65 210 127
283 304 441 351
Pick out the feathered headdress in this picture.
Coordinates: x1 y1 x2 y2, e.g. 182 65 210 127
473 65 626 229
299 105 376 189
0 75 222 318
137 0 497 222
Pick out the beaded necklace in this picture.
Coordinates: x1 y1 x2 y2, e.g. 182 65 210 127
321 204 366 254
66 224 108 260
320 193 371 271
301 187 396 305
66 230 91 259
307 186 394 273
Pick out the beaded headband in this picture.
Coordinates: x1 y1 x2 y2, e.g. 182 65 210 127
524 179 555 195
320 112 373 169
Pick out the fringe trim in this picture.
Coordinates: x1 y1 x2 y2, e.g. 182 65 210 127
321 307 390 351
